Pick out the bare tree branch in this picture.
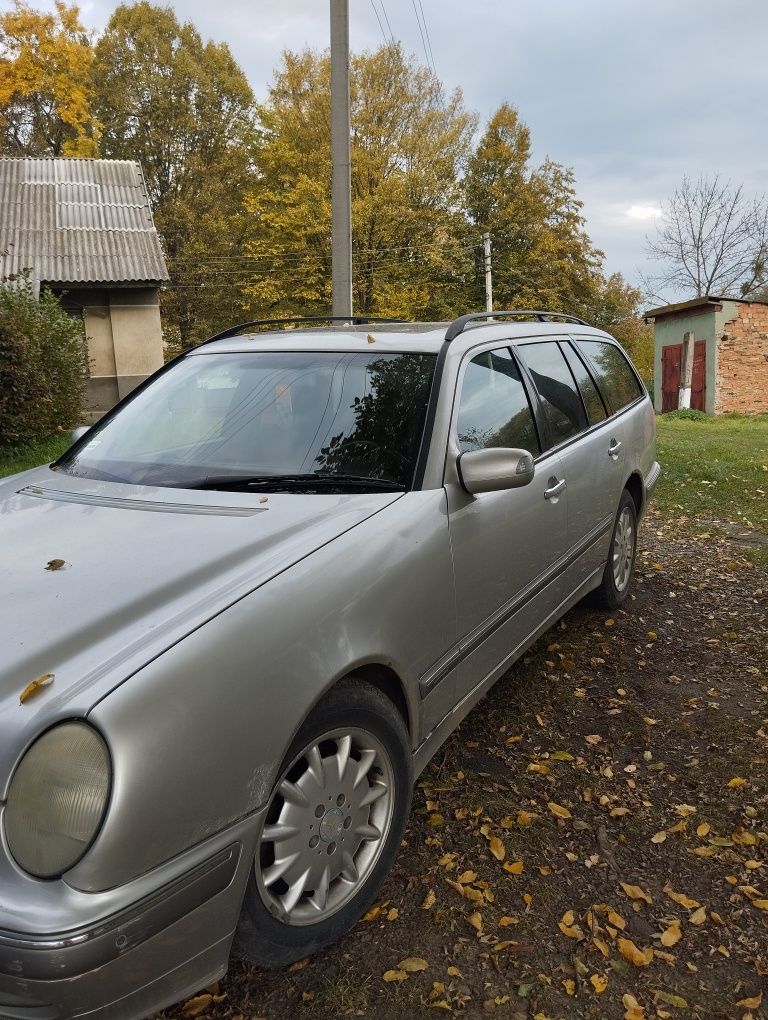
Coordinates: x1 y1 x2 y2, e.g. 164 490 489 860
645 175 768 301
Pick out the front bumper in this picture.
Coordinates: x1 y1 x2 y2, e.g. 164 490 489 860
0 812 263 1020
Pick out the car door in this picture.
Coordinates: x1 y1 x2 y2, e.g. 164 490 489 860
439 345 568 706
516 338 625 587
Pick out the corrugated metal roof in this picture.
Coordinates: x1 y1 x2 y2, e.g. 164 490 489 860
0 158 169 285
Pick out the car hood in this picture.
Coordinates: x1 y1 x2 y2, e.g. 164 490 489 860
0 466 401 783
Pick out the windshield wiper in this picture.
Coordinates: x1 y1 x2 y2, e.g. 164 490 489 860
188 472 406 492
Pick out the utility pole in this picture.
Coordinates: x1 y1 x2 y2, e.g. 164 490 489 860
483 232 493 314
330 0 352 319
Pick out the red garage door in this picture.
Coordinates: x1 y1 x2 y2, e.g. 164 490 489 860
661 342 706 412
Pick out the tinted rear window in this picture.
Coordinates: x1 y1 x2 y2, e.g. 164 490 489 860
576 339 643 412
561 342 607 426
518 341 588 445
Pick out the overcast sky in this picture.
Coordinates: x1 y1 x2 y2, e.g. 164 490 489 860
56 0 768 292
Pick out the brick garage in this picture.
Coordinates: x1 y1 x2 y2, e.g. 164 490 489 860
717 302 768 413
646 296 768 415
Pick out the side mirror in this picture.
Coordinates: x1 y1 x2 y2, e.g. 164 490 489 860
457 448 535 495
71 426 90 446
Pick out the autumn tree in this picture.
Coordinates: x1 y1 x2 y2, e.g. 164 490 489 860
646 175 768 300
0 0 98 156
464 103 603 313
247 44 476 320
92 2 259 344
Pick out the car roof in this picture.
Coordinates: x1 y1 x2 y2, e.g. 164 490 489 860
191 320 614 358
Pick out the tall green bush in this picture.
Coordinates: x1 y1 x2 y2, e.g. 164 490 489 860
0 278 89 454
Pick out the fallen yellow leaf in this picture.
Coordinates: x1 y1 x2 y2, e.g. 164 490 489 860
736 992 763 1009
427 813 444 826
558 922 584 940
696 822 711 838
457 870 477 884
503 860 524 875
446 965 462 977
621 882 652 905
517 809 536 825
488 835 506 861
182 996 213 1018
547 801 572 819
397 957 428 972
607 909 626 930
421 889 436 910
468 911 483 932
651 830 667 843
383 969 408 982
19 673 54 705
660 921 682 947
689 906 706 925
387 907 398 921
562 978 576 996
727 777 747 788
751 899 768 911
590 973 608 993
655 991 689 1008
618 937 654 967
664 882 700 909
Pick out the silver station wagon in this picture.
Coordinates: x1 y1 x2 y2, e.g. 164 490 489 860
0 311 659 1020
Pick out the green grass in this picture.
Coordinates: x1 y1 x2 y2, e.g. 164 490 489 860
655 413 768 532
0 434 70 480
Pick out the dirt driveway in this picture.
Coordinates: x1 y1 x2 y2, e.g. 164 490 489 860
160 510 767 1020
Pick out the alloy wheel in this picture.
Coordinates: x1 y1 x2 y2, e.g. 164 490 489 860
612 506 635 592
255 727 395 926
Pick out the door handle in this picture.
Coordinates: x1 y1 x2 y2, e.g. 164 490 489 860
608 439 623 460
544 478 567 500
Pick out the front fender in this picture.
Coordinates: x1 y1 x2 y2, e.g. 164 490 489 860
70 490 454 891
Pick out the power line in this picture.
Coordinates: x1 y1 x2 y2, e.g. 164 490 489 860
410 0 435 75
416 0 437 75
369 0 388 44
378 0 396 45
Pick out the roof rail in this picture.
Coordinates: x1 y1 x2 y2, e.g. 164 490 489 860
202 315 408 345
444 309 590 343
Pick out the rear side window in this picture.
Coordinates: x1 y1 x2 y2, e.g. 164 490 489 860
561 342 607 425
576 339 643 412
518 341 588 445
457 347 540 455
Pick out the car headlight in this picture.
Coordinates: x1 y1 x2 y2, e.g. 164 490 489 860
4 722 111 878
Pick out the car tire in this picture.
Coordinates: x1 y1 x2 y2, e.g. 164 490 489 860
233 679 413 969
591 489 638 610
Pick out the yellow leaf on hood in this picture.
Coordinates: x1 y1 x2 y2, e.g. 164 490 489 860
19 673 54 704
618 938 654 967
621 882 652 905
397 957 428 972
547 802 572 819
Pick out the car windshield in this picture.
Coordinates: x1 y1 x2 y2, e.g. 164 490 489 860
56 350 437 491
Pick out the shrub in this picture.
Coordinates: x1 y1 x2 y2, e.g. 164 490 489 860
0 278 89 455
662 408 709 422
